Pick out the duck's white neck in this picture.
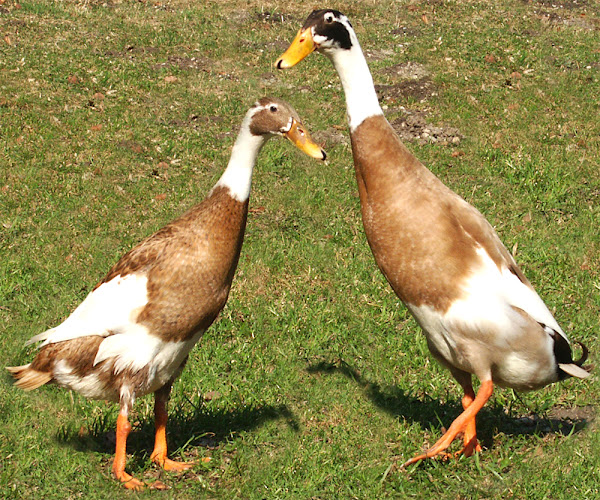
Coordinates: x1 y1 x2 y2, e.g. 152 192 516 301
213 113 266 202
327 35 383 132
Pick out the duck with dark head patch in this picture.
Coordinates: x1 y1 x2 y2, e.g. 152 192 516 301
277 10 590 467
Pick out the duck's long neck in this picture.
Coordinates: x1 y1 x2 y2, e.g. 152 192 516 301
329 38 383 132
213 118 267 202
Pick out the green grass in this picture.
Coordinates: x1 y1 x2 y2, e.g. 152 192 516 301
1 0 599 497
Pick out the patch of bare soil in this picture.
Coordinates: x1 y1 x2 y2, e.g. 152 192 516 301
376 61 462 145
390 26 421 37
377 62 437 104
511 405 595 435
365 48 395 62
375 79 437 103
522 0 597 29
383 61 430 81
391 110 462 145
535 10 596 29
522 0 588 9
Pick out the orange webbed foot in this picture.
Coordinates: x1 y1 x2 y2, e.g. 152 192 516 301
402 380 493 468
114 468 145 490
151 453 197 472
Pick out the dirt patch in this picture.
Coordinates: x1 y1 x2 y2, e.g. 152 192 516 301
391 110 462 145
548 405 595 422
383 61 430 81
377 62 437 103
522 0 588 8
365 48 396 62
376 78 437 104
510 405 595 435
390 26 421 37
376 62 461 144
535 10 596 29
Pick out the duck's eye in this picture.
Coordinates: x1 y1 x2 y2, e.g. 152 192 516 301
269 105 278 113
324 13 334 23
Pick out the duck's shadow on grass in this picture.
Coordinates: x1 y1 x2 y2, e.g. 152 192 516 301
306 358 592 451
56 398 299 470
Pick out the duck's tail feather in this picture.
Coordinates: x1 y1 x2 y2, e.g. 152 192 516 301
6 364 53 390
559 341 592 379
25 327 56 346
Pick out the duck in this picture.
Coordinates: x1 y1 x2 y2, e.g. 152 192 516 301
276 10 590 466
7 97 326 489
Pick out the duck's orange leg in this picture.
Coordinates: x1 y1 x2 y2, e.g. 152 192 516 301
403 380 493 468
461 386 482 457
112 413 144 490
150 389 196 471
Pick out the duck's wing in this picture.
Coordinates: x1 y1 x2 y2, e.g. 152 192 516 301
450 197 566 340
26 227 176 347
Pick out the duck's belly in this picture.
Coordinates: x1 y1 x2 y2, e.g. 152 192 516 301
407 301 557 390
53 329 204 401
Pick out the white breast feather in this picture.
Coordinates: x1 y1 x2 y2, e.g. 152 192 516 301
26 274 149 347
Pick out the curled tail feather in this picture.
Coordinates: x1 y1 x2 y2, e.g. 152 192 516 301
6 364 52 391
558 342 592 380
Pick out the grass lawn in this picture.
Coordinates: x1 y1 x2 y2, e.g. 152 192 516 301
1 0 599 498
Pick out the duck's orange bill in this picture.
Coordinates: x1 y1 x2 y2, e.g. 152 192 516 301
285 119 326 161
276 28 315 69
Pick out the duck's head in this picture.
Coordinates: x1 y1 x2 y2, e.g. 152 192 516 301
276 10 355 69
247 97 326 160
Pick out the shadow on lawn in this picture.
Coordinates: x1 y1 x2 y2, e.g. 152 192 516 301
56 400 299 468
306 358 592 450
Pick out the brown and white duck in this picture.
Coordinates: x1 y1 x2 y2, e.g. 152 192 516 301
7 97 326 489
276 10 590 466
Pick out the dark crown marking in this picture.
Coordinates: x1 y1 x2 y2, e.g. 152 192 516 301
304 9 353 50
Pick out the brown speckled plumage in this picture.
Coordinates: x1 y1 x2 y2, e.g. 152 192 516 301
7 98 326 488
278 10 590 466
351 115 527 312
104 186 249 343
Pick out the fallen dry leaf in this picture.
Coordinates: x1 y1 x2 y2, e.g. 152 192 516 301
4 35 12 45
523 212 532 223
89 124 103 132
150 480 169 490
484 54 497 63
164 75 178 83
201 457 211 463
155 193 167 201
157 161 169 169
67 75 79 84
451 151 465 158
